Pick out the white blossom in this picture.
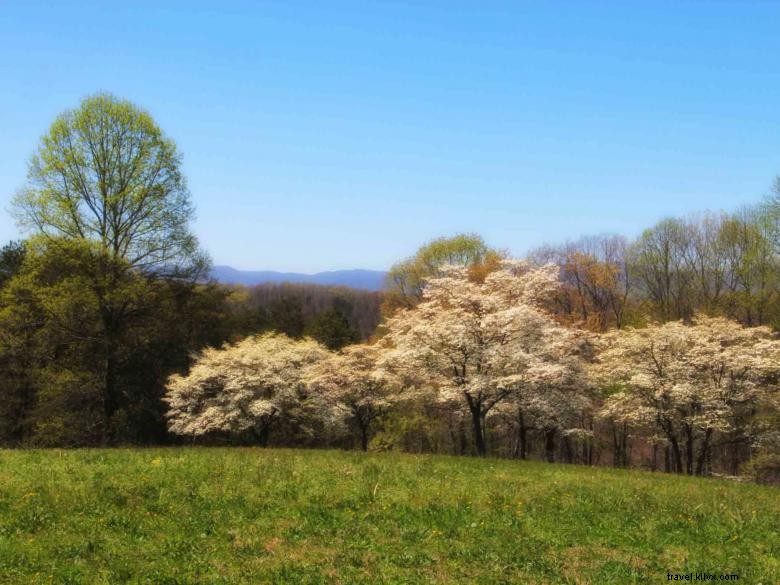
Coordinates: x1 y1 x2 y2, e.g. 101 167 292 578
164 333 329 442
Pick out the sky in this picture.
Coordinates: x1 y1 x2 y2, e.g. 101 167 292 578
1 1 779 272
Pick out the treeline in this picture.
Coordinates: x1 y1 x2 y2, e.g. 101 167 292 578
530 199 780 332
0 241 381 446
0 93 778 483
165 257 780 485
228 282 381 343
0 94 380 447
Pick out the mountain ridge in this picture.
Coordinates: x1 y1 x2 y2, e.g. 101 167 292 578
210 265 387 291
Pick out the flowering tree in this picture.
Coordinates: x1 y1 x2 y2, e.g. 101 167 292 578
503 360 592 462
164 333 329 445
384 260 588 456
305 344 392 450
592 317 780 475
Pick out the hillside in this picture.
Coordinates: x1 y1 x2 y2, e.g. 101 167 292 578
0 448 776 584
211 266 387 291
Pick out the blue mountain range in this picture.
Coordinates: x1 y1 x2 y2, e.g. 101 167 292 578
210 266 387 291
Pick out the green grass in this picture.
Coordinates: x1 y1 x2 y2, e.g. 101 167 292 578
0 449 777 584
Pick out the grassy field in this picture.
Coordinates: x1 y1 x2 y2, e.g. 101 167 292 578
0 449 777 584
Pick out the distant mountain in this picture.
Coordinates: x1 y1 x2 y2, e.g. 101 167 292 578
210 266 387 291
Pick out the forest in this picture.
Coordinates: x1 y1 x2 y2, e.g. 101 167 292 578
1 93 779 485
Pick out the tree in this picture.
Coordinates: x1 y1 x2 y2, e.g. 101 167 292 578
0 239 109 445
384 260 587 456
718 209 778 327
529 235 633 330
164 333 329 445
382 233 500 315
267 296 306 338
0 241 26 289
306 344 392 450
0 237 233 446
592 317 780 475
306 301 360 350
12 93 206 438
628 218 695 322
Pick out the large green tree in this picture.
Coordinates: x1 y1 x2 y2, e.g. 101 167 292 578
0 237 232 446
382 233 500 315
12 93 207 439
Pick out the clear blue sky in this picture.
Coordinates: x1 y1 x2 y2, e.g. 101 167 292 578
1 1 779 272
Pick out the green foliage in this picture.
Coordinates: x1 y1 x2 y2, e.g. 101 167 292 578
0 240 26 288
371 410 451 454
306 302 360 350
12 93 205 277
267 296 306 338
0 448 776 584
626 206 780 327
382 233 496 314
0 238 235 446
4 94 213 442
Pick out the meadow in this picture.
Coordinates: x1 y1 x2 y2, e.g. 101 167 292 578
0 448 777 584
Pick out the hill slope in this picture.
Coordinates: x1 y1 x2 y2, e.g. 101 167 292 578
0 448 776 583
211 266 387 291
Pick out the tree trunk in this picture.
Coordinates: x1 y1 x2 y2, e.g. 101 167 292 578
622 423 629 467
516 411 528 460
612 425 622 467
359 421 369 452
102 334 119 443
684 425 694 475
256 423 270 446
695 429 712 476
669 436 683 474
544 428 556 463
467 399 486 456
458 418 468 456
562 435 573 464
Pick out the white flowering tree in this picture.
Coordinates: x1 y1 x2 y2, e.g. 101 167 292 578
592 317 780 475
502 358 592 462
164 333 329 445
384 260 588 456
305 344 393 451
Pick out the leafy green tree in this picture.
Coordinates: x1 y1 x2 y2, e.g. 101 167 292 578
0 239 105 445
718 209 778 327
0 237 235 446
628 218 695 322
382 233 498 315
307 301 360 350
11 93 207 439
267 296 305 338
0 240 26 288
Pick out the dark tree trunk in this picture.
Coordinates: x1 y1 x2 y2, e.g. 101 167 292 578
562 435 573 464
669 436 683 474
256 424 270 446
695 429 712 476
516 411 528 460
359 421 369 452
586 419 594 465
467 397 486 456
612 422 630 467
102 332 120 443
544 428 556 463
684 426 694 475
612 425 621 467
447 415 459 455
458 418 468 455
